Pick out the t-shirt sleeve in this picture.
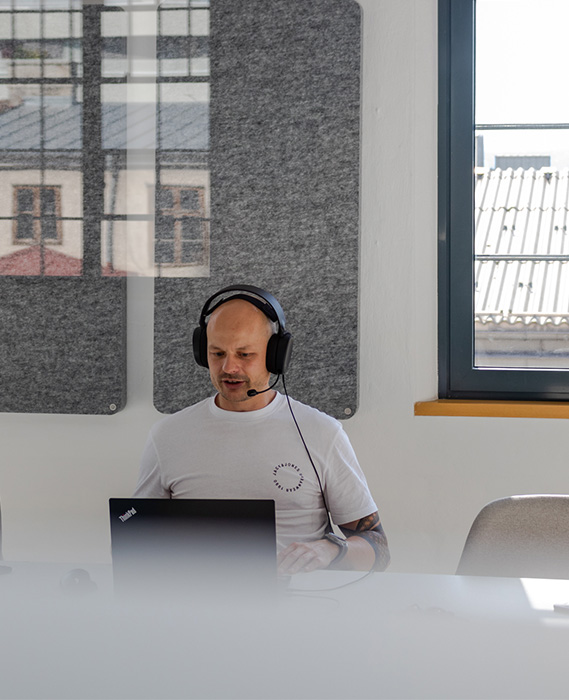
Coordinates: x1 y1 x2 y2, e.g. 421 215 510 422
323 428 378 526
132 433 170 498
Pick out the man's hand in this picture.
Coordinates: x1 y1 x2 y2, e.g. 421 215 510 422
277 538 340 575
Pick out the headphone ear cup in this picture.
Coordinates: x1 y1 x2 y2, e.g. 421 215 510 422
193 326 209 368
266 331 293 375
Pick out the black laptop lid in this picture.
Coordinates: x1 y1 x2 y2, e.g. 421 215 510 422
109 498 277 600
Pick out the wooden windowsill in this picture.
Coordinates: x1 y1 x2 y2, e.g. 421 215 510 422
414 399 569 419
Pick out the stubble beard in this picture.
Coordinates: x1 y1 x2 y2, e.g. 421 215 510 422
216 375 252 404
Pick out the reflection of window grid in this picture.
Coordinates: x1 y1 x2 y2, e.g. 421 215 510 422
156 185 208 266
13 186 62 244
0 1 210 277
156 4 209 76
0 1 83 276
155 1 210 276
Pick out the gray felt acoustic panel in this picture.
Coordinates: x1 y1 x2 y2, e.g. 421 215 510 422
154 0 361 419
0 4 126 416
0 278 126 415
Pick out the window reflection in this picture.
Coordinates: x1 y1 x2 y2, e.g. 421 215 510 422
0 0 209 278
0 1 82 277
155 185 208 269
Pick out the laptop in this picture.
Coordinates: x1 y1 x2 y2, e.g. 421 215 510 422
109 498 277 601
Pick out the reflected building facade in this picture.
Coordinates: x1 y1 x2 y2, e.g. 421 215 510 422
0 0 210 278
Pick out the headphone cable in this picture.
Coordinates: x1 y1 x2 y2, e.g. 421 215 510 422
281 375 377 589
282 374 333 532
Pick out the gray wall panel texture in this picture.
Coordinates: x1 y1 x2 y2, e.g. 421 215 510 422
154 0 361 419
0 278 126 415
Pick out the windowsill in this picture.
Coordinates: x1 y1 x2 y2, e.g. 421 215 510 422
414 399 569 419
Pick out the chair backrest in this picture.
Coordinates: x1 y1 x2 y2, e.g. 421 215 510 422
456 494 569 579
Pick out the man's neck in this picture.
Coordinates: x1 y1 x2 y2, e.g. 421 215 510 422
215 390 277 412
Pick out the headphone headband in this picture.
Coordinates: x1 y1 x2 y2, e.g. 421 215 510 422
199 285 287 330
193 284 293 375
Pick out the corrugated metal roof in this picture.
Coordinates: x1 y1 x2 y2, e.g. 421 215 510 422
475 167 569 325
0 98 209 150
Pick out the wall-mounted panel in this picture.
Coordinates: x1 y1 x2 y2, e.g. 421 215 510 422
0 3 126 414
154 0 361 419
0 277 125 414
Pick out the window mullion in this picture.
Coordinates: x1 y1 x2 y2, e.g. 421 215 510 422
82 3 103 278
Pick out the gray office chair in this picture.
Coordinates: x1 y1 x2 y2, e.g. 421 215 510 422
456 495 569 579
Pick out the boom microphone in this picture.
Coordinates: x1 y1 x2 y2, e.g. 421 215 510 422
247 375 281 397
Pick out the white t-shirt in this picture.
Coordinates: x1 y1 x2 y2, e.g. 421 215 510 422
134 392 377 550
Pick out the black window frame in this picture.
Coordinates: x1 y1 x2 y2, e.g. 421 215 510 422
439 0 569 400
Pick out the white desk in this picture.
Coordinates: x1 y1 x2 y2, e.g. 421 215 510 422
1 563 569 699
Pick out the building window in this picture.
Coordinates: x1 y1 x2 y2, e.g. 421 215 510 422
155 186 208 266
13 186 62 244
439 0 569 400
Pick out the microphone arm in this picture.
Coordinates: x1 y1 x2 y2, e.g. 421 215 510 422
247 374 281 397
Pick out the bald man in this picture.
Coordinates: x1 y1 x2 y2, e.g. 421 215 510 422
134 289 389 575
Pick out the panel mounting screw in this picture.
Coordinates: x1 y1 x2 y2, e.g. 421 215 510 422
344 407 352 416
109 404 117 412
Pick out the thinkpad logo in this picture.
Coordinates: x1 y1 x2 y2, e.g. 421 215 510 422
119 507 137 522
273 463 305 492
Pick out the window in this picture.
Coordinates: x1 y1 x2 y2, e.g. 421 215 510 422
155 185 208 266
439 0 569 400
13 186 62 244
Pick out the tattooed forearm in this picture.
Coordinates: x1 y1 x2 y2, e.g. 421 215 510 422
340 512 391 571
354 512 380 532
352 527 391 571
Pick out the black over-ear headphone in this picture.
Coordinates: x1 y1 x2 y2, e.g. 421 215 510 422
192 285 293 375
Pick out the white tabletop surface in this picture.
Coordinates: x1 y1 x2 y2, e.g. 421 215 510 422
1 562 569 699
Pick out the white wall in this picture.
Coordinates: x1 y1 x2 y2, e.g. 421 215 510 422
2 0 568 572
351 0 569 574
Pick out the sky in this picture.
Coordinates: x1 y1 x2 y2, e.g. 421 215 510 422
476 0 569 168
